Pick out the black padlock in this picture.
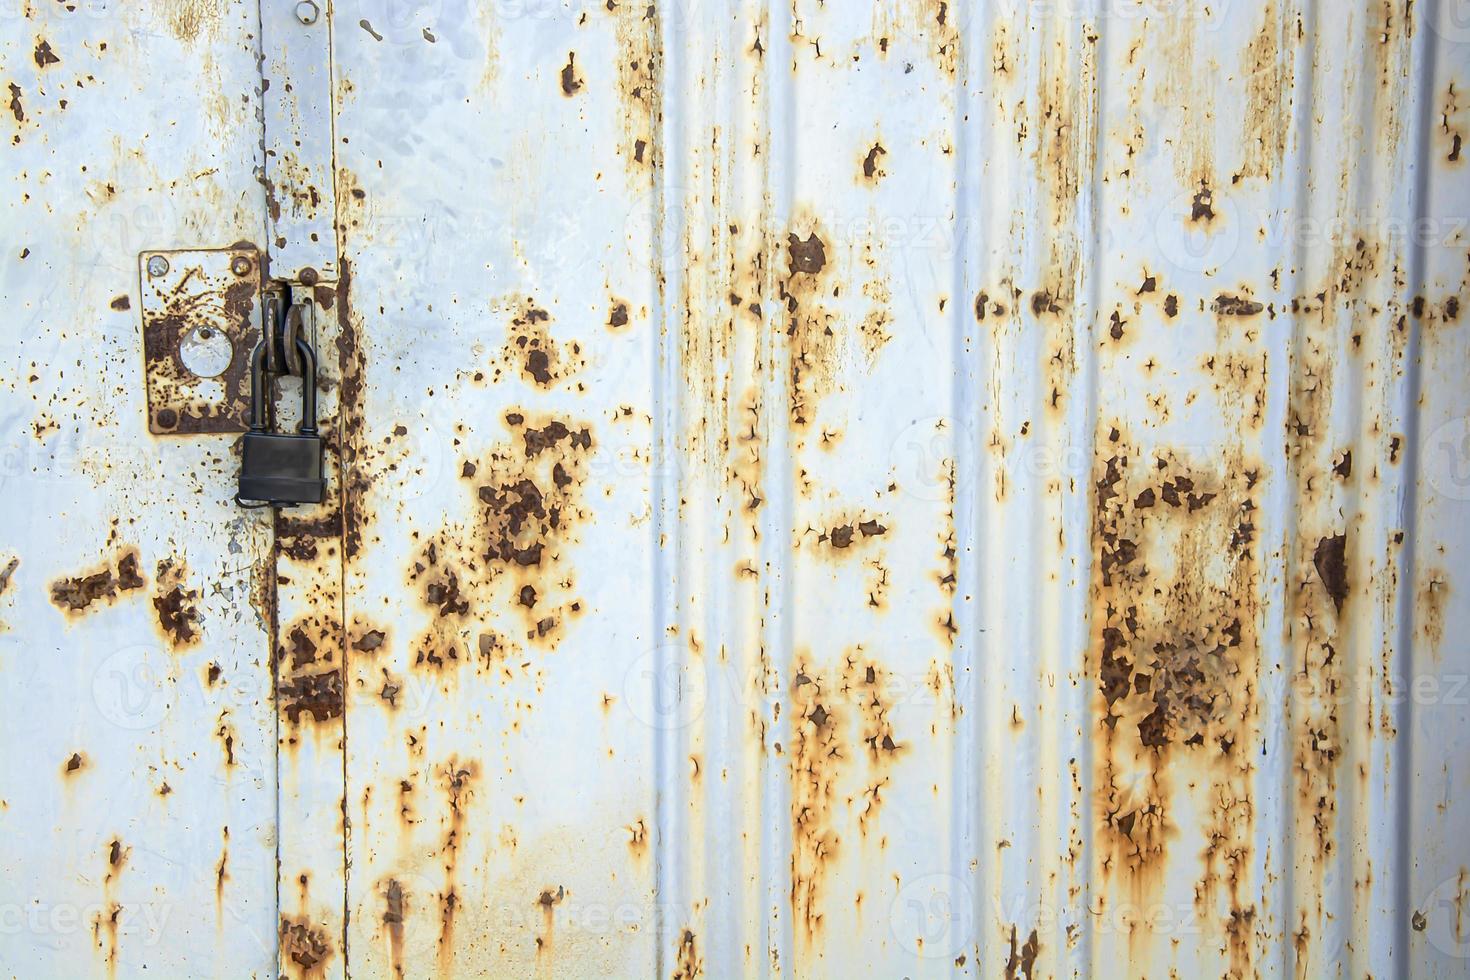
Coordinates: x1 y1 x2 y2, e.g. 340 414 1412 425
237 336 324 507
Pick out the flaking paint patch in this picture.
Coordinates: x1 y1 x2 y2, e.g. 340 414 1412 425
490 299 586 390
50 550 145 616
280 916 334 975
611 1 663 181
787 653 908 946
783 224 842 430
152 558 200 648
1238 1 1293 181
407 411 596 672
1090 430 1263 963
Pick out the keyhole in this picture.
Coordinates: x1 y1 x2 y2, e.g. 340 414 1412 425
179 325 233 378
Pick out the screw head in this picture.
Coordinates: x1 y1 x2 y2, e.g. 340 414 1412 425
147 255 170 278
231 255 253 277
294 0 320 25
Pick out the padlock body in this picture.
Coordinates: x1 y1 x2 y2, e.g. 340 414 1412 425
239 431 324 505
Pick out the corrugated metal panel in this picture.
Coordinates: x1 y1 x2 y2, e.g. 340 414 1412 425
3 1 1468 978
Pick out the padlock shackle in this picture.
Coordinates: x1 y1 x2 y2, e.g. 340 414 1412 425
293 338 318 436
247 339 270 431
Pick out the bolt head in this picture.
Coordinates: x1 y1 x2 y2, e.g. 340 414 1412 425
147 255 170 278
294 0 320 25
231 255 253 277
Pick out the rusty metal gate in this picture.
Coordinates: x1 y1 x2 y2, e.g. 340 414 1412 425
3 0 1469 977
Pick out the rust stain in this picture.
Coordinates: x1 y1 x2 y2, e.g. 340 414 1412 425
789 661 841 944
95 838 128 978
787 649 908 946
152 558 200 648
139 249 261 434
1003 926 1040 980
1442 80 1464 164
384 878 406 973
279 667 344 726
437 760 478 970
168 0 220 44
535 884 565 958
1418 569 1450 652
673 928 703 979
50 550 145 615
1311 533 1348 612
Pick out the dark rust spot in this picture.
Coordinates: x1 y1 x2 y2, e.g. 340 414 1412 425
353 629 386 652
862 142 886 180
1313 533 1348 612
279 669 344 725
33 40 59 68
1213 294 1265 317
787 232 827 275
561 51 582 96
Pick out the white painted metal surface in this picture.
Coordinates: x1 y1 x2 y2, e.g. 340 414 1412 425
2 1 1469 978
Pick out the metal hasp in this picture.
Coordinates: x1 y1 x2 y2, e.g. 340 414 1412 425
138 246 262 433
237 336 324 507
261 0 338 283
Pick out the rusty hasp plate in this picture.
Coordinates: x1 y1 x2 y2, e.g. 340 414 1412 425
138 246 262 434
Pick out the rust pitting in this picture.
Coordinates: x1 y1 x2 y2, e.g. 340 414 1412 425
280 916 334 974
